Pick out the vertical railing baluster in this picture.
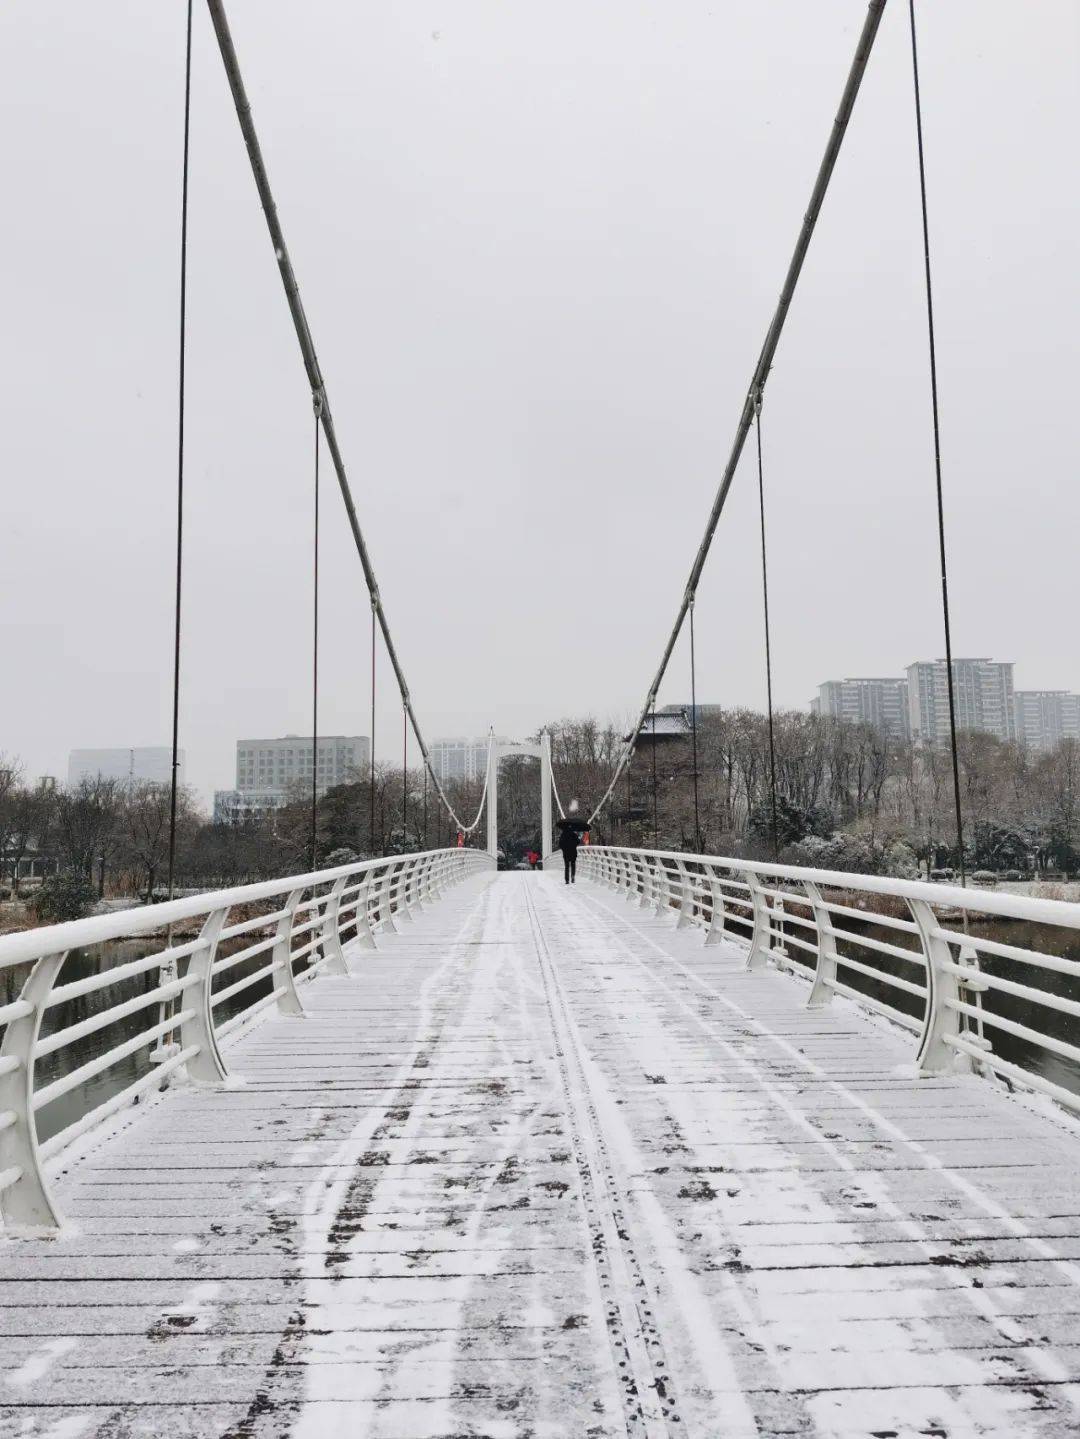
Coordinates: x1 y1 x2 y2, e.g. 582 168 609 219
744 871 772 970
805 881 837 1008
318 876 350 973
675 859 694 928
705 866 726 947
909 898 967 1075
274 888 306 1015
377 861 399 931
181 907 229 1083
0 951 66 1232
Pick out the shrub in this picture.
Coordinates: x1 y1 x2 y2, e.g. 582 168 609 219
323 847 360 870
28 874 97 924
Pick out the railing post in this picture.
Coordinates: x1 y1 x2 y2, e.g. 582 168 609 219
614 852 631 899
805 881 837 1008
773 896 788 960
744 871 772 971
705 868 726 947
675 860 695 929
410 857 427 911
377 862 399 932
957 943 992 1075
318 877 351 973
630 853 648 905
639 856 655 910
0 951 66 1233
652 858 670 917
395 862 415 924
180 907 229 1084
352 870 378 950
274 889 305 1016
909 897 969 1075
425 856 444 901
418 856 435 903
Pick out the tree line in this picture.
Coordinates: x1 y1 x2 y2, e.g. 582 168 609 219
4 709 1077 922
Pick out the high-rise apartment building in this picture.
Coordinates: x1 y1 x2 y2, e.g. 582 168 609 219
812 679 910 740
68 747 183 788
1014 691 1080 752
234 735 369 808
906 659 1015 744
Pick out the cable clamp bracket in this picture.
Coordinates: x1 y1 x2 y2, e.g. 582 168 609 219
312 390 325 419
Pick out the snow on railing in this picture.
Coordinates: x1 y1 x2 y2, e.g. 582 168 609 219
582 845 1080 1118
0 847 492 1234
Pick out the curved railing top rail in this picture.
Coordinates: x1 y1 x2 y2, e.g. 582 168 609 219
0 847 471 967
589 845 1080 930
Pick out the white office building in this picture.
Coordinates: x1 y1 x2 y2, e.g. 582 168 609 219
906 659 1016 744
1014 691 1080 752
68 747 183 788
812 679 910 740
429 737 510 784
235 735 369 808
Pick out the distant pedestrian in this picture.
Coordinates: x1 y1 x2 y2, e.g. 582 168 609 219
526 849 540 870
558 826 580 885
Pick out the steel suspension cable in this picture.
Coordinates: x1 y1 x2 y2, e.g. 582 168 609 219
651 700 659 847
370 604 376 856
547 738 567 821
586 0 887 828
755 395 780 862
908 0 966 890
311 398 321 869
689 600 701 851
456 730 495 835
205 0 483 838
166 0 194 903
402 704 408 847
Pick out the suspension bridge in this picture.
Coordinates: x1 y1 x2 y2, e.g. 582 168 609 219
4 1 1080 1436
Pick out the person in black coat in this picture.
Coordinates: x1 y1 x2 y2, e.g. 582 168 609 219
558 825 580 885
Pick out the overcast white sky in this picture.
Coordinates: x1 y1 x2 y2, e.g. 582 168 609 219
2 1 1078 804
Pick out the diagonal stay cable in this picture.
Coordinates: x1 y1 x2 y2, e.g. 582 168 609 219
587 0 887 827
205 0 478 838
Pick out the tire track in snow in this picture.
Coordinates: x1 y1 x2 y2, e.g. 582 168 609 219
522 882 684 1438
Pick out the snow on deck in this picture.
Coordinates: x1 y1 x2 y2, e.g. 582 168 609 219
3 871 1080 1437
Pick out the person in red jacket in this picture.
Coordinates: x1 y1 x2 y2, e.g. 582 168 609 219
526 849 540 870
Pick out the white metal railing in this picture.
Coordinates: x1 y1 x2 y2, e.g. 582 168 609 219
580 845 1080 1118
0 847 492 1234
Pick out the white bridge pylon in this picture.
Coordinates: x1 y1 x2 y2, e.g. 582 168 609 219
485 734 553 863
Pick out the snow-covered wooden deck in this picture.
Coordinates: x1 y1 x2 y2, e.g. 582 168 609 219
4 871 1080 1437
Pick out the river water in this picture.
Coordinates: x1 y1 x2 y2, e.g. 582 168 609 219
4 910 1078 1148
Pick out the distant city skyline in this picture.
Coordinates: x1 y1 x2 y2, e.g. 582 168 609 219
814 658 1080 751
